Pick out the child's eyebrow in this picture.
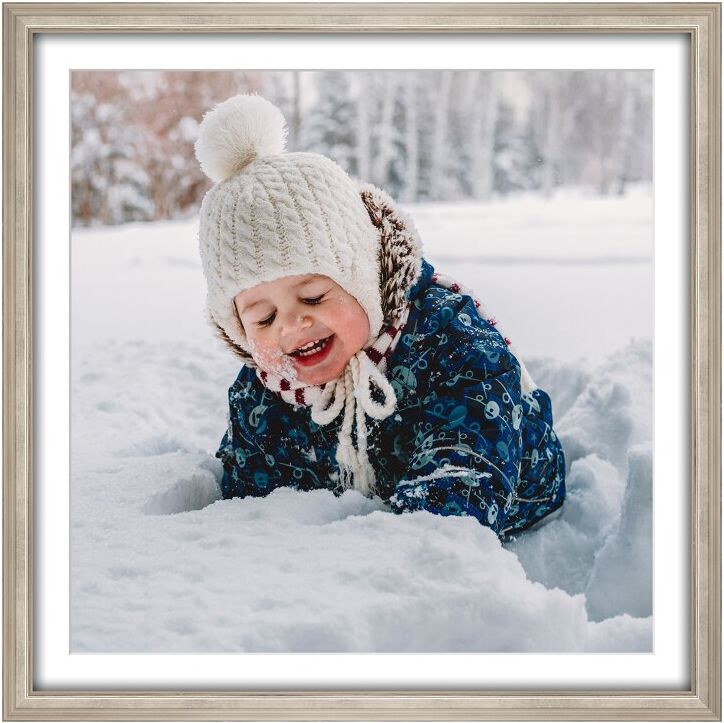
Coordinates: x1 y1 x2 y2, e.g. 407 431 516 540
238 277 321 314
238 299 265 315
295 275 322 287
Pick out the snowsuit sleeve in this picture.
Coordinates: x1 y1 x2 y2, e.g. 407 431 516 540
214 378 298 500
387 293 530 537
215 392 251 499
215 373 337 500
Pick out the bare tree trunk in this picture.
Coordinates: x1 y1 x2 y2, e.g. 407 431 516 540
469 72 499 200
372 74 396 186
401 73 419 202
534 72 563 199
612 73 637 195
355 74 371 181
290 71 302 150
428 72 452 198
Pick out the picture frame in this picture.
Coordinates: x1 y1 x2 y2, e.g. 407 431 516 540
3 2 720 720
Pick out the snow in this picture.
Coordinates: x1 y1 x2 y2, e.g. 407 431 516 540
71 187 653 652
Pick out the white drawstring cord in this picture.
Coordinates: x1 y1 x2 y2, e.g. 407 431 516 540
310 350 398 496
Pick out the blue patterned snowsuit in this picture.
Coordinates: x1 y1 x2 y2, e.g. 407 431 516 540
216 258 566 538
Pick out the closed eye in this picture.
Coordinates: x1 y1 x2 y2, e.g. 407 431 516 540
256 312 275 328
255 292 327 327
302 293 326 305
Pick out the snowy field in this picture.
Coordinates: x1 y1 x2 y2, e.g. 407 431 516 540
71 187 653 652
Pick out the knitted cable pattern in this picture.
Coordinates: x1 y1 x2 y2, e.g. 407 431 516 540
267 159 344 274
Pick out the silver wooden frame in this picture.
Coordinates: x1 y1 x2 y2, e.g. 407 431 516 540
3 3 721 720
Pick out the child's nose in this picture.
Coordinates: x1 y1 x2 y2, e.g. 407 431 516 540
279 309 312 335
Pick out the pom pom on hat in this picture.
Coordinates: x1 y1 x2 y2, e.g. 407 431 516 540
196 93 384 356
194 94 288 183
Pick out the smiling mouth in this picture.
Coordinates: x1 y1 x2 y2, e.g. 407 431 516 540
289 335 335 364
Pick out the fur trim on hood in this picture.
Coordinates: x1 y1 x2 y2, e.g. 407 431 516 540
208 183 424 362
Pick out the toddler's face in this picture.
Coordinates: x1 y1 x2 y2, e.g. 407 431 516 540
234 274 370 386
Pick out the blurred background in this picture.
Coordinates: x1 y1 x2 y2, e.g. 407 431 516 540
71 69 652 228
69 69 653 363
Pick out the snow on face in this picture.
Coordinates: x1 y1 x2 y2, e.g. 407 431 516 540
235 274 370 386
246 337 299 381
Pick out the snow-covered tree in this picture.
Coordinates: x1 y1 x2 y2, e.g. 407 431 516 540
399 72 421 202
369 73 400 188
527 71 583 197
426 72 453 200
71 93 155 226
262 72 303 151
583 71 652 195
300 72 357 173
468 72 500 200
493 100 542 194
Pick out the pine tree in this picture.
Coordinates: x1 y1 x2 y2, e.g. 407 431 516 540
493 100 541 194
301 72 357 174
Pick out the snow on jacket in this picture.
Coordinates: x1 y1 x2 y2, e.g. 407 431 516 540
213 187 566 538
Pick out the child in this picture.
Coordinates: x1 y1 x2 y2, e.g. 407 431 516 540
196 93 566 538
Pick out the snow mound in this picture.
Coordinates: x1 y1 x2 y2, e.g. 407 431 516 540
71 336 652 653
585 443 653 621
506 340 652 623
555 338 652 476
143 456 222 515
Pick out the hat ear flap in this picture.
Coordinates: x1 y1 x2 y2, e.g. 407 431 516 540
207 308 253 363
359 183 423 325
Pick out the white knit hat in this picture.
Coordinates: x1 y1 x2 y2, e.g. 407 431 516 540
195 94 383 354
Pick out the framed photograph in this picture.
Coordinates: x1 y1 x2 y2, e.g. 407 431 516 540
3 2 720 720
